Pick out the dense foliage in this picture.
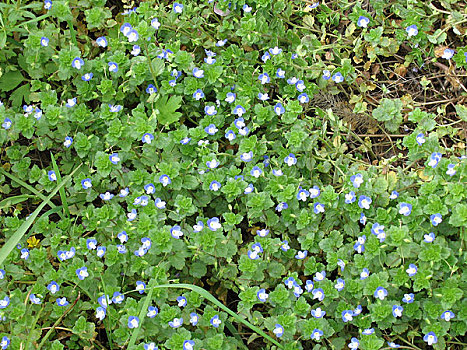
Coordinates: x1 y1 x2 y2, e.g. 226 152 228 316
0 0 466 349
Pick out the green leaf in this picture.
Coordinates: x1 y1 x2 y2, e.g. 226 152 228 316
0 70 24 92
155 95 183 126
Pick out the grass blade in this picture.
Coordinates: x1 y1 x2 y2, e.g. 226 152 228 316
127 283 283 350
50 152 70 217
0 164 81 266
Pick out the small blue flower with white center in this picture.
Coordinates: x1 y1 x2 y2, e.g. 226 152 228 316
441 310 455 321
205 124 218 135
225 92 236 103
274 102 285 116
272 169 283 176
311 307 326 318
406 24 418 37
311 329 323 341
144 343 157 350
389 190 399 199
128 316 139 329
446 164 456 176
337 259 345 272
30 294 41 304
309 186 320 198
96 36 107 47
244 183 255 194
193 67 204 78
258 72 270 84
171 225 184 239
109 104 122 113
416 133 425 145
354 235 366 253
33 108 42 120
66 97 77 108
392 305 403 318
193 221 204 232
295 80 306 92
374 286 388 300
248 247 261 260
56 297 69 307
209 180 221 191
258 92 269 101
190 312 198 326
63 136 73 148
406 264 417 276
293 283 304 297
261 51 270 62
430 213 442 226
134 246 147 257
388 342 401 348
206 159 219 169
24 104 34 114
98 295 111 309
120 23 132 36
112 292 124 304
284 153 297 166
348 338 359 350
109 153 120 165
281 240 290 251
142 133 154 144
238 127 249 136
276 68 285 78
47 282 60 294
424 232 435 243
334 278 345 291
183 340 194 350
82 72 93 81
87 238 97 250
442 48 455 59
332 72 344 83
233 105 246 117
146 306 158 318
225 130 236 141
204 105 217 116
210 315 221 328
117 245 126 254
423 332 437 346
193 89 204 100
269 46 282 55
151 18 161 30
360 268 370 280
273 324 284 337
216 38 228 46
313 202 325 214
72 57 84 69
297 188 309 201
146 84 157 94
127 29 139 42
357 16 370 28
371 222 385 242
144 183 156 194
155 198 166 209
96 246 106 258
358 195 372 209
402 293 414 303
428 152 442 168
21 248 29 260
298 93 309 103
40 36 49 47
321 69 331 80
100 192 114 201
362 328 374 335
252 243 263 253
177 296 187 307
48 170 57 181
127 209 137 221
44 0 52 10
350 173 364 188
0 296 9 309
314 271 326 282
2 118 12 130
173 2 183 13
95 306 106 321
207 217 222 231
0 269 5 279
276 202 288 212
345 191 356 204
250 166 262 178
312 288 325 301
305 280 314 292
159 174 171 187
136 281 146 294
342 310 354 322
131 45 141 56
257 229 269 237
234 117 246 129
257 288 268 302
180 137 191 145
399 203 412 216
295 250 308 259
285 277 296 289
354 305 362 316
242 3 252 12
76 266 89 280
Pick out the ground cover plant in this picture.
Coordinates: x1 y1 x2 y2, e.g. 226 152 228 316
0 0 466 349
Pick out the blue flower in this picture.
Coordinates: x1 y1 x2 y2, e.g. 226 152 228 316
44 0 52 10
274 102 285 116
243 4 252 12
48 170 57 181
173 2 183 13
87 238 97 250
358 195 372 209
127 29 139 42
2 118 12 130
206 159 219 169
209 180 221 191
360 268 370 280
98 294 111 309
388 342 401 348
423 332 437 346
193 221 204 232
322 70 331 80
205 124 218 135
311 307 326 318
345 191 356 204
295 250 308 259
210 315 221 328
281 240 290 251
441 310 455 321
0 296 9 309
142 133 154 144
233 105 246 117
399 203 412 216
297 188 309 201
284 153 297 166
424 232 435 243
81 72 93 81
171 225 184 239
285 277 296 289
1 336 10 349
402 293 414 304
313 202 325 214
257 288 268 302
112 291 125 304
354 235 366 253
225 130 236 141
234 117 246 129
96 246 106 258
334 278 345 291
204 105 217 116
258 92 269 101
56 297 69 307
30 294 41 304
258 72 270 84
76 266 89 280
311 329 323 341
21 248 30 260
337 259 345 272
360 212 367 224
354 304 362 315
193 67 204 78
332 72 344 83
406 24 418 37
128 316 139 329
109 153 120 165
244 184 255 194
180 137 191 145
293 283 303 297
374 286 388 300
430 213 442 226
207 217 222 231
117 245 126 254
362 328 374 335
312 288 325 301
66 97 77 108
183 340 194 350
406 264 417 276
446 164 456 176
389 190 399 199
193 89 205 100
131 45 141 56
309 186 320 198
392 305 403 317
127 209 137 221
416 133 425 145
177 296 187 307
189 313 198 326
350 173 364 188
145 84 157 94
0 269 5 279
257 229 269 237
342 310 354 322
298 93 309 103
120 23 132 35
225 92 236 103
295 80 306 92
159 174 171 187
63 136 73 148
238 127 249 136
96 36 107 47
40 36 49 47
357 16 370 28
428 152 442 168
135 281 146 294
276 68 285 78
349 337 359 349
261 51 270 62
108 104 122 113
305 280 314 292
273 324 284 337
72 57 84 69
276 202 288 212
269 46 282 55
144 343 157 350
272 169 283 176
144 183 155 194
250 166 262 178
100 192 114 201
